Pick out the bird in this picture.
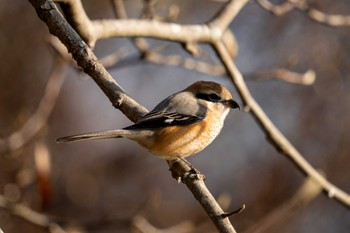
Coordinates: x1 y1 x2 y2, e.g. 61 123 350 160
57 81 240 160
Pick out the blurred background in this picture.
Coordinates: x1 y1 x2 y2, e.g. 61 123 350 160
0 0 350 232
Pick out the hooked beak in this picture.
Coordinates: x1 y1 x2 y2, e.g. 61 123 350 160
223 99 240 109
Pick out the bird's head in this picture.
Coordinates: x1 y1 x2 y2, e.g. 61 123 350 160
186 81 240 113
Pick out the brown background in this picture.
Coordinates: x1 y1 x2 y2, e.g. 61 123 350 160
0 0 350 232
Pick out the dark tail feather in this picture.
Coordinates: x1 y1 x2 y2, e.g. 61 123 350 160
56 129 128 143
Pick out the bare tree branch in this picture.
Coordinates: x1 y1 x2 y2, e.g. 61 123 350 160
209 0 249 31
0 194 67 233
257 0 350 26
55 0 248 44
0 56 66 155
144 51 226 76
132 215 194 233
212 40 350 207
109 0 227 76
54 0 96 47
306 8 350 26
23 4 350 233
27 1 239 232
243 176 322 233
28 0 148 123
27 0 350 216
255 68 316 85
255 0 295 16
169 159 237 233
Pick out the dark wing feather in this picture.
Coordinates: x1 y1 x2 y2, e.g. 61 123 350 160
124 111 205 130
124 91 207 130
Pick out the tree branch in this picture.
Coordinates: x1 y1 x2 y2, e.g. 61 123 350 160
0 56 66 155
55 0 248 44
254 68 316 85
169 159 237 233
212 40 350 207
28 0 148 123
23 4 350 233
243 176 322 233
27 0 350 222
55 0 96 47
257 0 350 26
27 0 238 232
0 194 67 233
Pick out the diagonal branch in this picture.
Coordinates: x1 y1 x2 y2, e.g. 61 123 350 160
28 0 350 212
29 0 148 123
169 159 237 233
243 176 322 233
209 0 250 31
0 56 66 155
55 0 96 47
212 41 350 207
27 1 238 232
0 194 67 233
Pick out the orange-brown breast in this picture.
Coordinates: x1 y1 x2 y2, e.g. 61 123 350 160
137 109 225 159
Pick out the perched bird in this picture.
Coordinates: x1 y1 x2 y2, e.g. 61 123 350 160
57 81 239 160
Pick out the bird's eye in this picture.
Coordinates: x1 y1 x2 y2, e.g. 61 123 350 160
196 93 221 102
208 93 221 102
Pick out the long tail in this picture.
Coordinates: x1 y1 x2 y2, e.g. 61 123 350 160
56 129 129 143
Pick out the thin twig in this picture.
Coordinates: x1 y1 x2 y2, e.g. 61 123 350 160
27 1 239 232
209 0 249 30
168 158 237 233
98 0 249 43
29 0 350 212
220 204 245 218
28 0 148 123
255 68 316 85
110 0 225 75
100 47 129 68
306 8 350 27
111 0 128 19
132 215 194 233
0 56 66 155
243 176 322 233
255 0 294 16
144 51 226 76
0 194 67 233
54 0 96 46
213 40 350 207
256 0 350 26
